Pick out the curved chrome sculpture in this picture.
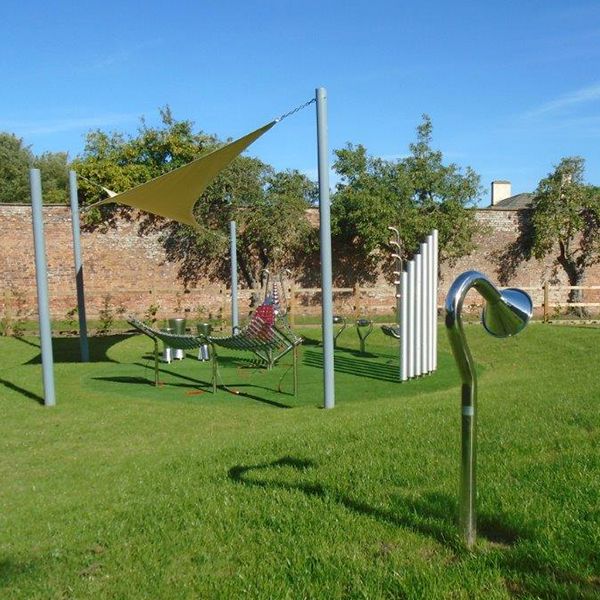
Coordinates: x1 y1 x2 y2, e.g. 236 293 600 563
445 271 533 548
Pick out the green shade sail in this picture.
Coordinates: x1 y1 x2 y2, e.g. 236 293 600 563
89 121 276 227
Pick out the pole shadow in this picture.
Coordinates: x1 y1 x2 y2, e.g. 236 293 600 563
0 378 45 405
303 348 399 383
228 456 531 553
98 363 294 409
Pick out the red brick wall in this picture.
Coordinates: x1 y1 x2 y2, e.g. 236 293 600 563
1 204 599 322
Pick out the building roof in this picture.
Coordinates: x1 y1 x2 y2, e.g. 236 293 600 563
490 192 534 210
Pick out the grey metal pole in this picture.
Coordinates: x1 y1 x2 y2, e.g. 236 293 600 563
30 169 56 407
230 220 239 333
69 171 89 362
316 87 335 409
445 271 532 548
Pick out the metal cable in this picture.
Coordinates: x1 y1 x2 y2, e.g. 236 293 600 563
275 98 316 123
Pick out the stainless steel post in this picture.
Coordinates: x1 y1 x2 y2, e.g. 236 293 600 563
420 241 429 373
414 253 422 376
230 220 239 333
426 233 434 373
400 270 408 381
407 260 415 379
316 87 335 409
30 169 56 407
69 171 89 362
445 270 532 548
432 230 438 371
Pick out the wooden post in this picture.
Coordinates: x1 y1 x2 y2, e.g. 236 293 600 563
289 281 296 327
353 283 361 317
543 281 549 322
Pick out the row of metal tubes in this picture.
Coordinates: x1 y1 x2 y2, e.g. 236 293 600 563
400 230 438 381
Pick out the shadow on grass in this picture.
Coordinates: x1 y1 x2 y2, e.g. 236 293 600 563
95 363 293 409
228 456 532 553
303 348 399 383
0 558 38 589
500 552 600 598
0 378 44 405
21 335 132 365
228 457 599 596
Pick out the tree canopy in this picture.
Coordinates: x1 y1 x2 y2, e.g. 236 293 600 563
74 107 317 289
331 115 480 282
0 133 32 204
0 132 69 204
531 157 600 297
1 109 483 289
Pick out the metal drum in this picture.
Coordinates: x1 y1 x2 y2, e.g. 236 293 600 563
196 322 212 361
168 318 186 360
161 327 173 363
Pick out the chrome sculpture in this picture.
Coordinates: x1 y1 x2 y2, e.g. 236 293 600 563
445 271 532 548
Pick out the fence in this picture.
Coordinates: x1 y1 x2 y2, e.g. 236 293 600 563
2 282 600 325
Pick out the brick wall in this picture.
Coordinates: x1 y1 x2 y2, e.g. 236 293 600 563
1 204 599 322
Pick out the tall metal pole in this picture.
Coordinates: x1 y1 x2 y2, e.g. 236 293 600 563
30 169 56 407
316 87 335 409
69 170 89 362
230 220 239 333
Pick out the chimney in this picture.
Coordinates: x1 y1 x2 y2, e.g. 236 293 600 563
491 180 511 206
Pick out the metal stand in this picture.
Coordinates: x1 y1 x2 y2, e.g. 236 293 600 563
356 318 373 354
445 271 532 548
387 226 402 328
333 315 347 349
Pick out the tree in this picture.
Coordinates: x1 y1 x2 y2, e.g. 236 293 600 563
0 133 32 204
0 132 70 204
331 115 480 283
74 107 317 288
531 157 600 309
237 170 317 287
73 106 219 227
33 151 69 204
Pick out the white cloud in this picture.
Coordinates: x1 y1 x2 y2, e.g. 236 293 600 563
523 82 600 118
0 113 139 136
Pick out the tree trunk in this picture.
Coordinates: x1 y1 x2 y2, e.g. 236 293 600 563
237 254 256 290
557 247 587 317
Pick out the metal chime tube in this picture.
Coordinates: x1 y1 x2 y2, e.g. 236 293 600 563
426 234 434 373
407 260 415 379
414 253 422 376
432 229 439 371
420 241 429 374
400 270 408 381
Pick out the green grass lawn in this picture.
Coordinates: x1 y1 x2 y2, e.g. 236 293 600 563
0 324 598 599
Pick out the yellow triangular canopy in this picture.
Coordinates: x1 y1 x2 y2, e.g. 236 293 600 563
89 121 276 227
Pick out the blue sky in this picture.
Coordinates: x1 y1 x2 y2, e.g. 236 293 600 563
2 0 599 205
